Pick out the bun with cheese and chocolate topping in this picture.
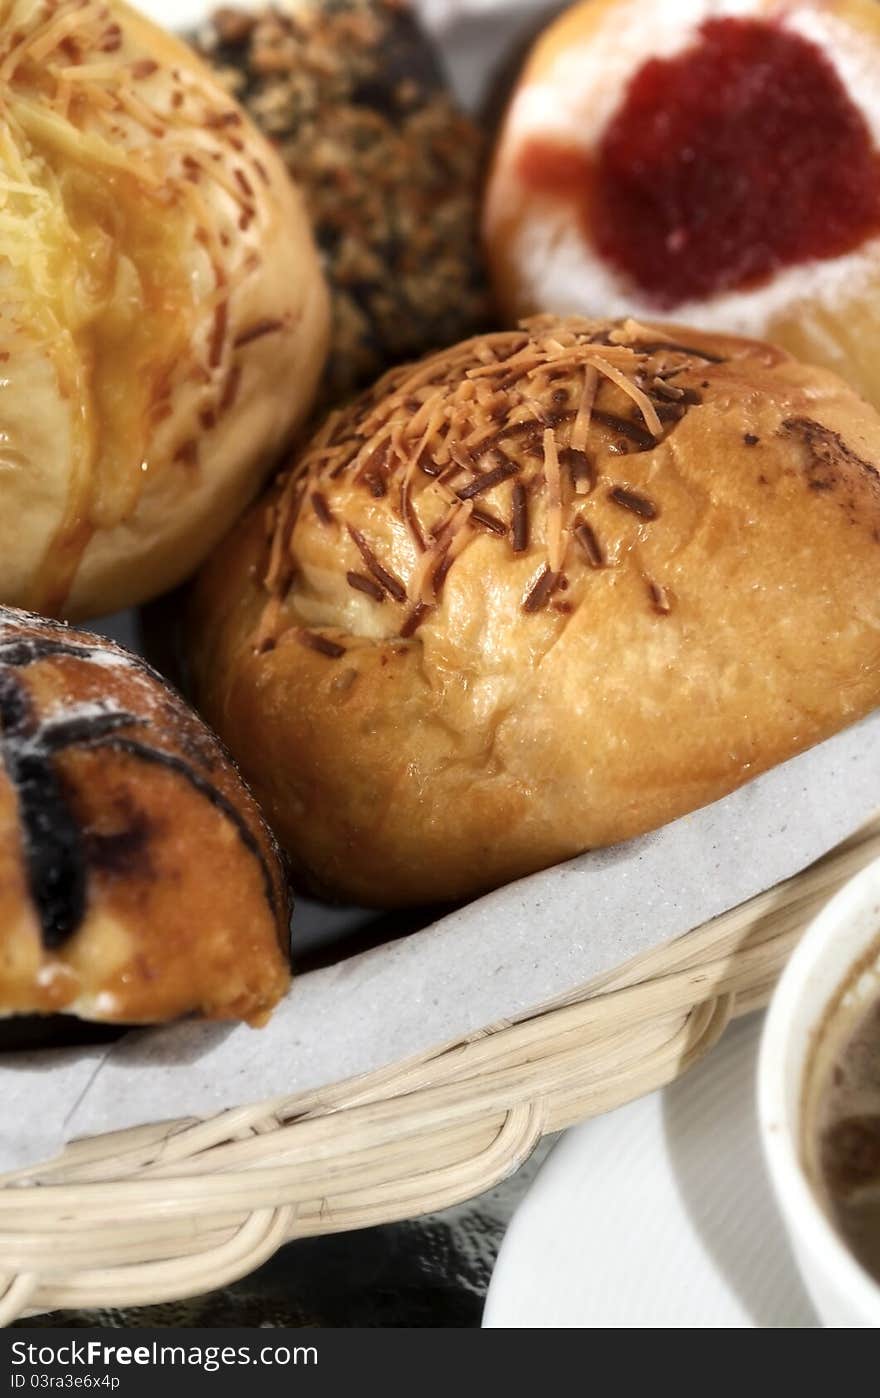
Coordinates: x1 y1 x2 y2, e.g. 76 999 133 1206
0 606 290 1025
0 0 329 621
484 0 880 412
188 315 880 907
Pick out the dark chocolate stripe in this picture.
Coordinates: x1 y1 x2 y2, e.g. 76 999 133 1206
0 634 169 693
41 709 144 752
0 638 110 667
0 643 279 946
78 736 279 917
0 628 216 734
0 671 87 951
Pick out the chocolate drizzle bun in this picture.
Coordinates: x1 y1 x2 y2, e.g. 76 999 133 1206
189 315 880 906
0 607 289 1025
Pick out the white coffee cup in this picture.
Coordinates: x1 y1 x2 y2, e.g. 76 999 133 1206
758 856 880 1326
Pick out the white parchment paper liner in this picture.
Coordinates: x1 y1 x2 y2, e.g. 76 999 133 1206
3 713 879 1172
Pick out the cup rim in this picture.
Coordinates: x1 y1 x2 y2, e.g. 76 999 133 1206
758 856 880 1322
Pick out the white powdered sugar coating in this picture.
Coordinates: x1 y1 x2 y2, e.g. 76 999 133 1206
66 645 138 672
0 613 178 732
515 219 880 341
788 5 880 143
509 0 759 149
503 0 880 337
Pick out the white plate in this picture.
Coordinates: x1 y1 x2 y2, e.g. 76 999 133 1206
483 1014 819 1328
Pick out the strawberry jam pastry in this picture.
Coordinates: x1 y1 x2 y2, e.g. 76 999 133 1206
484 0 880 410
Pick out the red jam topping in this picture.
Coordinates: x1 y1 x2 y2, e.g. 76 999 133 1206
518 17 880 306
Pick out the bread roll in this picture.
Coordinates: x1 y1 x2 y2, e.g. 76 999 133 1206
194 0 490 404
189 316 880 906
0 0 329 620
0 606 290 1024
484 0 880 411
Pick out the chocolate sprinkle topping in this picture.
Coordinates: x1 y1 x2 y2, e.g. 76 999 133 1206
647 580 672 614
297 630 346 659
346 570 385 602
432 548 454 594
457 459 519 500
511 481 529 553
361 439 391 497
470 506 506 535
258 317 728 645
522 566 559 613
348 527 407 603
208 299 228 370
366 474 388 498
574 520 604 568
311 490 334 525
592 411 656 453
400 479 425 549
609 486 658 520
400 602 432 637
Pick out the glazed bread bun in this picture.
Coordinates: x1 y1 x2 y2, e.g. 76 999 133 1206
189 315 880 907
0 606 290 1024
484 0 880 410
0 0 329 620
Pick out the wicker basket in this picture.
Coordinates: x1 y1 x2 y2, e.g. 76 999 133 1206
1 816 878 1324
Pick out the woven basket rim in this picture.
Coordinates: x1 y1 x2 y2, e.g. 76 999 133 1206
1 816 878 1323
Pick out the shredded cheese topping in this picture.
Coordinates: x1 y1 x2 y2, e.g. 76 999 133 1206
0 0 275 611
259 315 721 650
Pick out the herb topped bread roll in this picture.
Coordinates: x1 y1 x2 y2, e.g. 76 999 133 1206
189 316 880 907
0 0 329 620
484 0 880 411
194 0 490 404
0 606 290 1025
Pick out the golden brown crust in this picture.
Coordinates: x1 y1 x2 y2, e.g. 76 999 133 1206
0 606 290 1024
0 0 329 619
189 315 880 905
